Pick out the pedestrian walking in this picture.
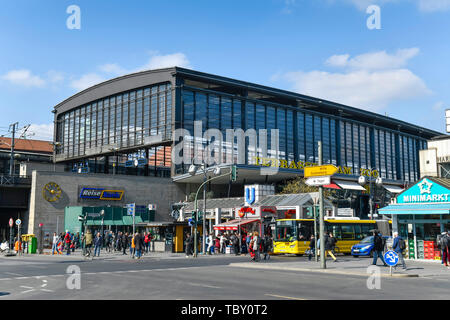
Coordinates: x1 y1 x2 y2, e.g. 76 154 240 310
94 232 102 257
85 230 93 257
207 233 214 255
64 230 71 255
392 232 407 270
308 235 316 261
439 231 450 267
372 230 387 266
324 232 338 262
134 232 144 259
185 233 193 257
52 232 59 255
262 234 272 261
252 231 261 262
214 235 220 254
246 232 252 255
231 232 239 255
220 233 226 254
121 232 128 255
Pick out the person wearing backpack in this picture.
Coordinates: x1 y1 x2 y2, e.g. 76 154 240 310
440 231 450 267
392 232 407 270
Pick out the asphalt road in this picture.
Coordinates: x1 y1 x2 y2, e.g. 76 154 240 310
0 254 449 300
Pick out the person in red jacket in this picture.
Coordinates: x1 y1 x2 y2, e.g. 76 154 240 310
64 231 71 255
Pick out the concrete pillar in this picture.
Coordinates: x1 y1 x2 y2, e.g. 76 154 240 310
214 208 221 236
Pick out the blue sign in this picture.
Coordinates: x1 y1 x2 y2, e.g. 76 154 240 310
126 203 136 216
245 187 256 205
80 188 124 201
384 250 399 266
398 178 450 204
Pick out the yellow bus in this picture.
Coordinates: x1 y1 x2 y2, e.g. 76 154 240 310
273 219 391 255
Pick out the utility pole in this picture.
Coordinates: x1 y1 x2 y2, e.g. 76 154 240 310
318 141 326 269
9 122 18 176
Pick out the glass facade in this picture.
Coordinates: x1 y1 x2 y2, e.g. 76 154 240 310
54 72 432 183
56 82 172 158
180 87 427 182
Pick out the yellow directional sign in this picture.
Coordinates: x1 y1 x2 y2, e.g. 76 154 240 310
304 164 338 178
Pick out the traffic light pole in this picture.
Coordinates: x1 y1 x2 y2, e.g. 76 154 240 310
193 169 233 258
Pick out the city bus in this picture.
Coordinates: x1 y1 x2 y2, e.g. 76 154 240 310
273 219 391 255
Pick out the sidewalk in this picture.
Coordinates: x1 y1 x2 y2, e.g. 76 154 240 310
229 256 450 278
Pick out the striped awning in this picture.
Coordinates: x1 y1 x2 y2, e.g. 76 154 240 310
213 218 260 231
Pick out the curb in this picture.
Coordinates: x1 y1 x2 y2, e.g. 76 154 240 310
228 262 419 278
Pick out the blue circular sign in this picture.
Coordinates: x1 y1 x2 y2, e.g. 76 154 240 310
384 250 399 266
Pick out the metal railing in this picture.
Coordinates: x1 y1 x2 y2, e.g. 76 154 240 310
0 175 32 186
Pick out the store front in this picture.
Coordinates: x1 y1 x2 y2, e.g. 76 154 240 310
379 177 450 260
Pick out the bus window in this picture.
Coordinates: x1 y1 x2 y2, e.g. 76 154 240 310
354 224 363 240
361 224 372 238
341 224 355 240
275 220 296 242
328 224 342 240
297 222 312 241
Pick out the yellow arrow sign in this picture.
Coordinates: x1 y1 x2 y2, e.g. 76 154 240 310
304 164 338 178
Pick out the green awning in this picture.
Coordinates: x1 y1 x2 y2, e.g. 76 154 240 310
379 203 450 215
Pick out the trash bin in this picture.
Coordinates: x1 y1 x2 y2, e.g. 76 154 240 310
28 236 37 254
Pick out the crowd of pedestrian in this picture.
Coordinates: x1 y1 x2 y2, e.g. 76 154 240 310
184 231 273 262
51 229 154 259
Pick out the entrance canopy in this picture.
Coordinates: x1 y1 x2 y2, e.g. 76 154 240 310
383 185 404 194
213 218 260 231
324 179 366 191
379 203 450 215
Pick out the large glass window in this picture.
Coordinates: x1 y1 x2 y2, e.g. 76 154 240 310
305 114 313 162
297 112 305 162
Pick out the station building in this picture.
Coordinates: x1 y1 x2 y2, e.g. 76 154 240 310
21 67 442 251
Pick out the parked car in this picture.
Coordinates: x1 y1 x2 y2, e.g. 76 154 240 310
351 235 392 257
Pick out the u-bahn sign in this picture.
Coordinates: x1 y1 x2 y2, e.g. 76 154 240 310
304 165 338 178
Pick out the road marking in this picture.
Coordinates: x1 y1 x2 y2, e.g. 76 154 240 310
187 282 221 289
5 272 22 276
265 294 307 300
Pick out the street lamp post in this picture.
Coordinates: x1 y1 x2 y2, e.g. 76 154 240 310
358 168 383 220
190 166 230 258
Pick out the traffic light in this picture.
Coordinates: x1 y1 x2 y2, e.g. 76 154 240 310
191 211 196 222
305 207 312 217
231 165 238 182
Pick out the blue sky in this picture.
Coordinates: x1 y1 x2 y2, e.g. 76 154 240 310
0 0 449 139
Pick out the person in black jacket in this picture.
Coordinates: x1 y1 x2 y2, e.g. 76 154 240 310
324 232 337 262
372 230 387 266
121 232 129 255
185 233 193 258
308 235 316 261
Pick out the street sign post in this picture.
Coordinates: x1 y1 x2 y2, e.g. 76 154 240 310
127 203 136 234
16 219 22 256
304 164 338 178
384 250 399 276
305 176 331 186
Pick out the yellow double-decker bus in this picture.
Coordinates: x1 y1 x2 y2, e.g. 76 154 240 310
273 219 391 255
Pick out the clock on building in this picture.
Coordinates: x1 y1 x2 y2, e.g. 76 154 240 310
42 182 62 202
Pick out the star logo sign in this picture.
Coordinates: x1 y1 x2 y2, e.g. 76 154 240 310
418 179 433 194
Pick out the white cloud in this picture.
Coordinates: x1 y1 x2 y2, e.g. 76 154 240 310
99 52 191 76
277 48 431 112
27 123 54 141
137 52 191 71
432 101 445 111
70 73 106 91
1 69 46 87
326 48 420 70
72 52 190 92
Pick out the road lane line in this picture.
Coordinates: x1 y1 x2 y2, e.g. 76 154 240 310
187 282 221 289
265 294 307 300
